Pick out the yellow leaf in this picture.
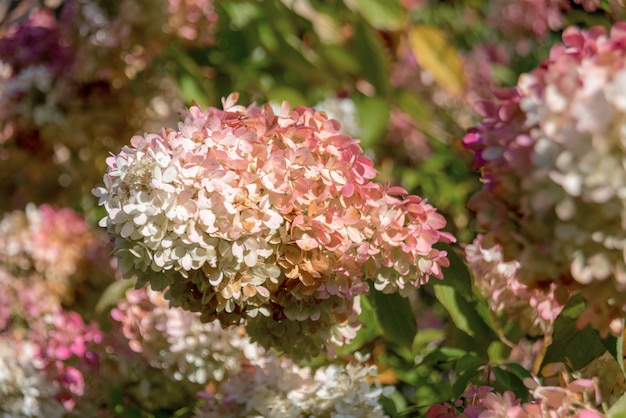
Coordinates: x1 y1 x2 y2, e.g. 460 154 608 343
408 24 465 97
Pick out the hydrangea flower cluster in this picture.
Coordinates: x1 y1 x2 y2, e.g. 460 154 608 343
0 204 114 309
0 7 73 208
0 339 65 418
166 0 218 45
107 285 393 414
463 23 626 336
94 93 453 357
62 0 218 83
426 379 604 418
0 266 104 414
313 97 361 138
465 235 566 335
30 309 103 411
194 352 394 418
486 1 626 55
486 0 567 54
426 385 517 418
110 286 251 384
384 108 432 165
0 1 193 211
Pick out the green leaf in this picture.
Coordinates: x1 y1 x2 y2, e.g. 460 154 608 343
266 86 308 108
602 327 626 378
542 294 608 371
258 21 279 52
370 289 417 349
412 328 445 353
420 347 467 366
433 242 473 299
354 95 390 149
488 364 532 401
344 0 406 30
609 392 626 418
334 295 382 356
433 284 494 342
220 1 261 28
451 368 481 399
95 278 136 314
396 89 434 125
352 20 391 96
455 353 483 374
502 362 533 382
487 364 533 401
166 46 215 107
321 45 362 74
451 354 484 397
379 389 408 417
432 242 503 342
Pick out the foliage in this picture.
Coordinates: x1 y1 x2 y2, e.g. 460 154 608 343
2 0 626 416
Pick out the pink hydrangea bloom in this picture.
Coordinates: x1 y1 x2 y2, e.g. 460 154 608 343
61 0 217 83
0 265 103 413
429 379 604 418
0 7 71 76
464 22 626 336
110 286 252 384
426 385 515 418
0 3 184 211
31 310 103 411
480 378 604 417
166 0 218 45
0 204 115 308
486 0 568 54
94 93 454 357
465 234 567 335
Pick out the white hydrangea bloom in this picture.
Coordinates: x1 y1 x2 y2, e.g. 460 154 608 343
0 340 64 418
194 352 393 417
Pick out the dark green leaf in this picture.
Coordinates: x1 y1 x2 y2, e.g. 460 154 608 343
370 289 417 349
432 242 473 300
602 329 626 378
542 294 608 370
491 366 511 388
420 347 467 366
95 278 136 314
455 353 483 374
432 283 495 342
354 95 390 149
352 20 390 96
502 362 533 382
334 295 382 356
489 365 530 401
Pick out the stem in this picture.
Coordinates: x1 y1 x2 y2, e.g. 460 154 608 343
532 331 552 376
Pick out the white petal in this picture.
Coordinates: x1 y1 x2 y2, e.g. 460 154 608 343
162 166 177 183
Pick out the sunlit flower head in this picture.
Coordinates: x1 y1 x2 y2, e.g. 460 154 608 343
94 93 454 357
464 22 626 336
